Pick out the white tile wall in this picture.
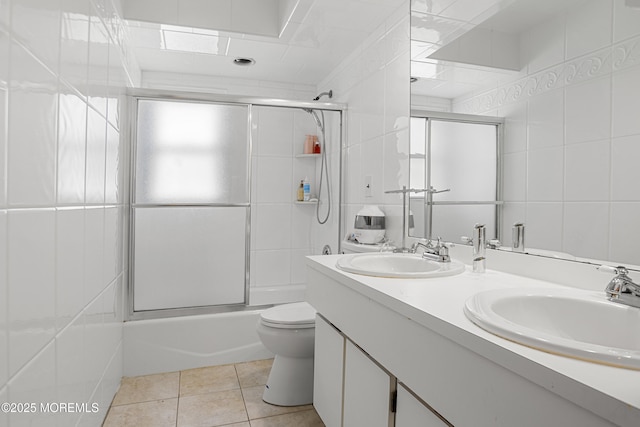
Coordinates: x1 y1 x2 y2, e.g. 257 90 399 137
317 1 410 249
519 13 565 75
613 0 640 43
498 101 526 154
565 0 612 61
527 89 563 150
453 0 640 263
0 33 6 209
502 151 526 202
249 105 341 302
55 208 85 330
0 0 138 425
563 202 610 261
0 212 7 388
7 44 58 207
527 147 563 202
57 93 88 204
7 341 56 426
612 65 640 138
611 134 640 201
565 76 611 144
564 139 610 201
610 202 640 265
525 202 563 252
8 209 56 377
0 387 7 426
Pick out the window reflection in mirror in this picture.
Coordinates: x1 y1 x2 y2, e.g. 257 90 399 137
409 113 502 245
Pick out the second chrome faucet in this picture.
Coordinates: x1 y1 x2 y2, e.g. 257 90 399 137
472 224 486 273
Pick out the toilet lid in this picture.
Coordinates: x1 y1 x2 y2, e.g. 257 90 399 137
260 302 316 327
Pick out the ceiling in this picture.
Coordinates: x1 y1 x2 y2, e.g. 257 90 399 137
124 0 588 100
410 0 588 98
125 0 407 87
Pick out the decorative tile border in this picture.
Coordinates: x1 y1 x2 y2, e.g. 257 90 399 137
613 36 640 71
454 34 640 114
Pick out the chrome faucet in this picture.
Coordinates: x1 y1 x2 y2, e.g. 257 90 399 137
460 224 487 272
472 224 486 273
411 237 451 263
512 222 525 253
599 265 640 308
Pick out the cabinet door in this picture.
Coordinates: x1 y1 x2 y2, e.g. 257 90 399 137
396 384 450 427
314 316 345 427
343 341 393 427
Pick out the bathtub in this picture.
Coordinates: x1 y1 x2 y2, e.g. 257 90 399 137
123 309 273 376
123 285 307 376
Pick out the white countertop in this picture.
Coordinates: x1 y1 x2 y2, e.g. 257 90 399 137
307 254 640 426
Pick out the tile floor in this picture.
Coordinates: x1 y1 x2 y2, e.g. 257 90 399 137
103 359 325 427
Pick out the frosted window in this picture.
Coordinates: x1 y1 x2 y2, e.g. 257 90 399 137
430 120 497 202
133 206 247 310
431 205 496 245
135 100 249 204
409 117 499 240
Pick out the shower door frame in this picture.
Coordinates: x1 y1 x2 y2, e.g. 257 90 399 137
126 89 346 321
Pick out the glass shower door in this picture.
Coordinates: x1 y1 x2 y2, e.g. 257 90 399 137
131 99 250 313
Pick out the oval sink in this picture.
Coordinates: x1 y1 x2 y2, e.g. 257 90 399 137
336 253 465 278
464 287 640 369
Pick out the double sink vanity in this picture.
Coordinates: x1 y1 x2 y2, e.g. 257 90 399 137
306 247 640 427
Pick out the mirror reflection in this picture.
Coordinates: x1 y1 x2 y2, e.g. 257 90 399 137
410 0 640 266
409 114 499 243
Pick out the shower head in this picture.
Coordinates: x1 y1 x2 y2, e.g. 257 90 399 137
313 90 333 101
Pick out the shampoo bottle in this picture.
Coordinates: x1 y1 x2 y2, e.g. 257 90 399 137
304 135 314 154
303 177 310 201
297 180 304 201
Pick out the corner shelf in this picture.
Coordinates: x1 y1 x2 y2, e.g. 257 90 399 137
295 200 318 205
295 153 321 158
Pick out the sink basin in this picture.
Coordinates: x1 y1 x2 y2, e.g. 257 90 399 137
464 287 640 369
336 253 465 278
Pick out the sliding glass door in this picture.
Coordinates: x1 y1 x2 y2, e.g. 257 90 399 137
131 99 250 313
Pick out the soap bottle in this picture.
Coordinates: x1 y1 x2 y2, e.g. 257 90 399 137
303 177 310 201
313 136 321 154
297 180 304 201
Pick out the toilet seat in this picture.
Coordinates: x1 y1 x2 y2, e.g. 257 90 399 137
260 302 316 329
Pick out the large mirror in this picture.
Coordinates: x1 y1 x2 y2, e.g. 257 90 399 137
410 0 640 266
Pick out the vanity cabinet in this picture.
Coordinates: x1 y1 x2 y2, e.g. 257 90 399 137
395 384 450 427
314 314 451 427
343 340 394 427
307 258 625 427
313 315 345 427
314 315 394 427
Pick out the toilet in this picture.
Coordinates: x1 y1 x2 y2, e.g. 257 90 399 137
256 239 392 407
257 301 317 406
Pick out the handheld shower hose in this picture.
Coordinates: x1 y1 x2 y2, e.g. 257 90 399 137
305 90 333 224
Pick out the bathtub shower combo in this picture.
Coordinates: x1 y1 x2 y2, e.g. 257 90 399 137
124 91 343 405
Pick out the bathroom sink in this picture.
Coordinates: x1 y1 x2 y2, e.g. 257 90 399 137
336 253 465 278
464 287 640 369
